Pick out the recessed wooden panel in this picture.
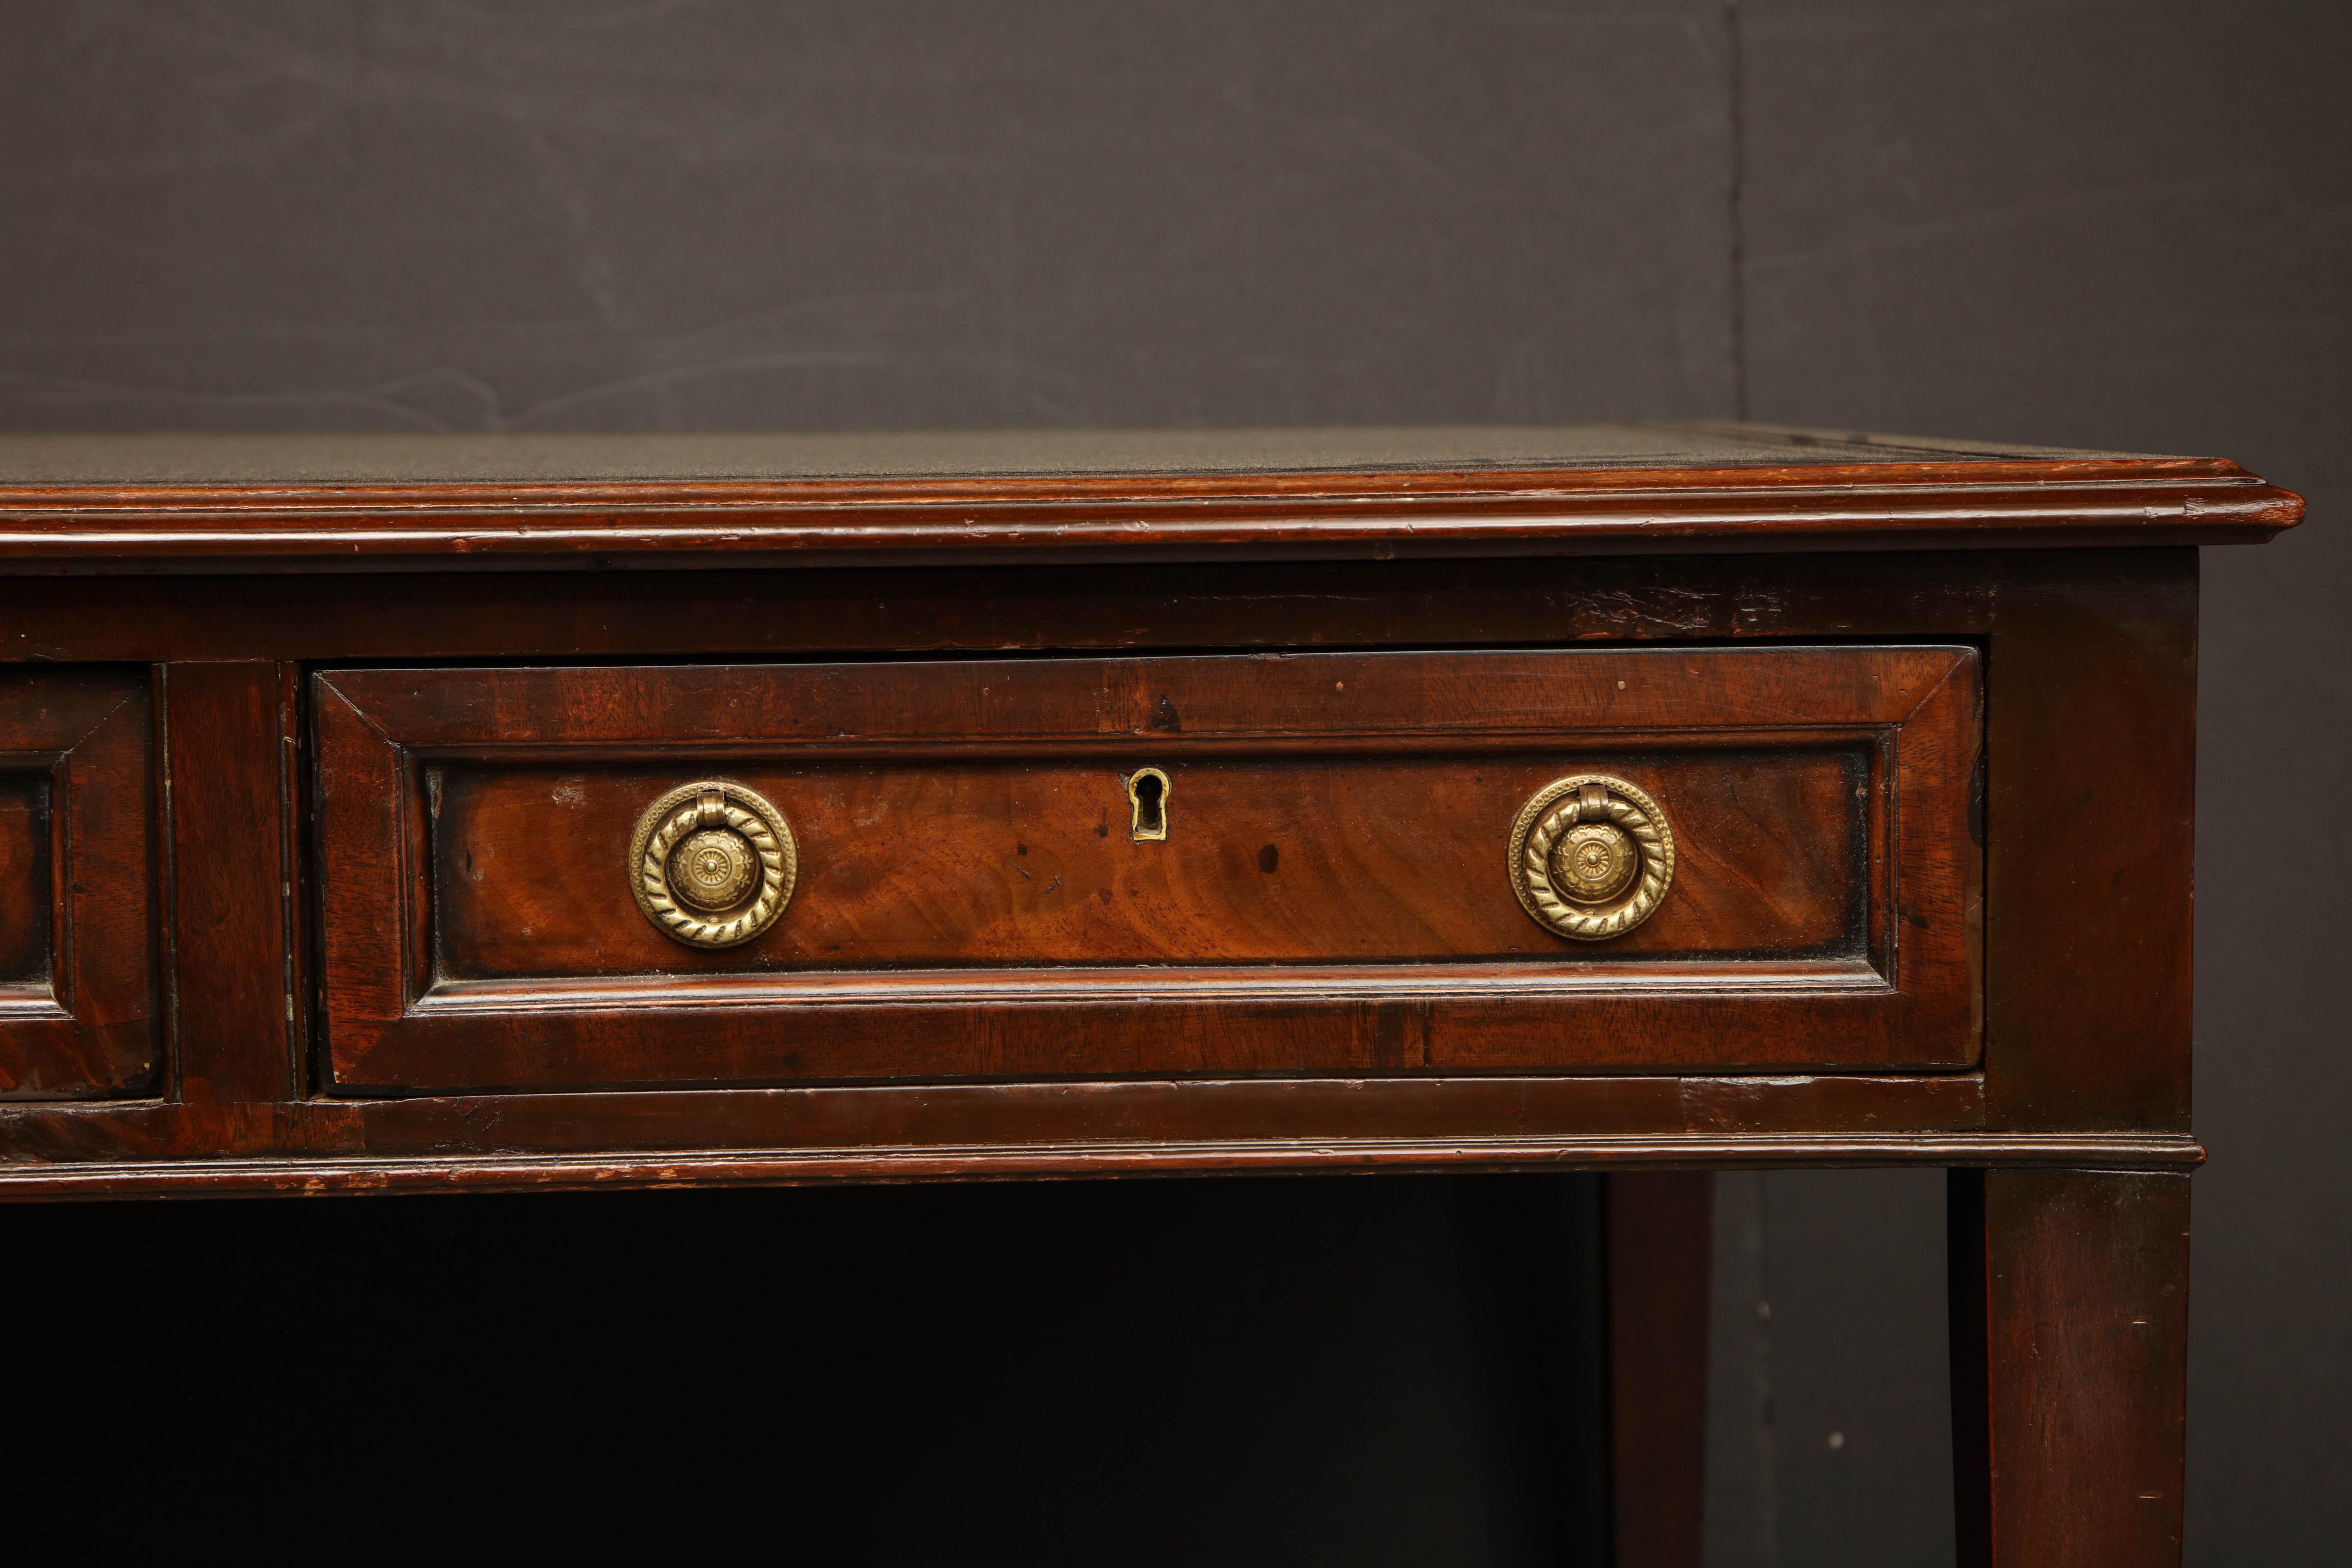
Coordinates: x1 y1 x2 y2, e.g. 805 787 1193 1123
0 671 158 1100
317 647 1978 1093
429 748 1864 979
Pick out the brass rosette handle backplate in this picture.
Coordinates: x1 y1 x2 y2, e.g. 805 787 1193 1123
628 780 798 949
1506 773 1676 941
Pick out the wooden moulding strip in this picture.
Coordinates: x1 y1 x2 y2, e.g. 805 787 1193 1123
0 1132 2205 1200
0 469 2304 566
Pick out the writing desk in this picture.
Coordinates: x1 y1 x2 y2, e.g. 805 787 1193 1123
0 424 2299 1564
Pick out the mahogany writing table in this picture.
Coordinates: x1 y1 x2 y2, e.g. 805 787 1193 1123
0 423 2301 1564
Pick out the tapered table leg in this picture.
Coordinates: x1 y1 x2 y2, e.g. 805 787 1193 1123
1606 1170 1713 1568
1949 1168 2191 1566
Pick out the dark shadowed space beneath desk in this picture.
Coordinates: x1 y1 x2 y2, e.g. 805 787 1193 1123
10 1176 1610 1564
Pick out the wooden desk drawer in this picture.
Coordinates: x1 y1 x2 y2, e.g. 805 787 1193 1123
315 646 1979 1092
0 671 157 1099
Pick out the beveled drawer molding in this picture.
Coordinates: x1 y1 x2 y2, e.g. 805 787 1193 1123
0 424 2300 1568
0 671 157 1099
312 645 1980 1094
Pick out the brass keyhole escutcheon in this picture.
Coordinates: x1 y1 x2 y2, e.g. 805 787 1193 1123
1126 768 1170 842
1506 774 1675 941
627 780 798 948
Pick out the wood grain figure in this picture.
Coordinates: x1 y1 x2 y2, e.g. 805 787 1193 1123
0 424 2294 1568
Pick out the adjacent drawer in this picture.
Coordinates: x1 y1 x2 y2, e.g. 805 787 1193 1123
0 671 157 1098
315 646 1979 1092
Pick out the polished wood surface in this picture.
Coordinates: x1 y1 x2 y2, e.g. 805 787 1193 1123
1606 1170 1713 1568
0 426 2287 1566
1950 1169 2191 1566
0 550 2221 663
428 752 1858 973
0 540 2227 1172
0 671 156 1100
1981 557 2197 1131
0 425 2298 569
0 544 2214 1176
164 662 301 1103
313 646 1976 1091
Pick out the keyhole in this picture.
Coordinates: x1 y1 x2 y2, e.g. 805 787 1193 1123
1126 768 1170 842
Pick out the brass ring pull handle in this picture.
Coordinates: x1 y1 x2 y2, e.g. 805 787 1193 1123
1507 773 1676 941
628 780 798 949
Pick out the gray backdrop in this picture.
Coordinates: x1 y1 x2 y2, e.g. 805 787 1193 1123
4 3 2343 1560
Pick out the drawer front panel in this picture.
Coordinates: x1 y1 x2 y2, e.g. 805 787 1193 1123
0 672 158 1099
430 749 1864 978
316 647 1978 1092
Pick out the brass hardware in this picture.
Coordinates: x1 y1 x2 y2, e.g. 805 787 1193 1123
1126 768 1171 842
1506 773 1675 941
627 779 797 948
